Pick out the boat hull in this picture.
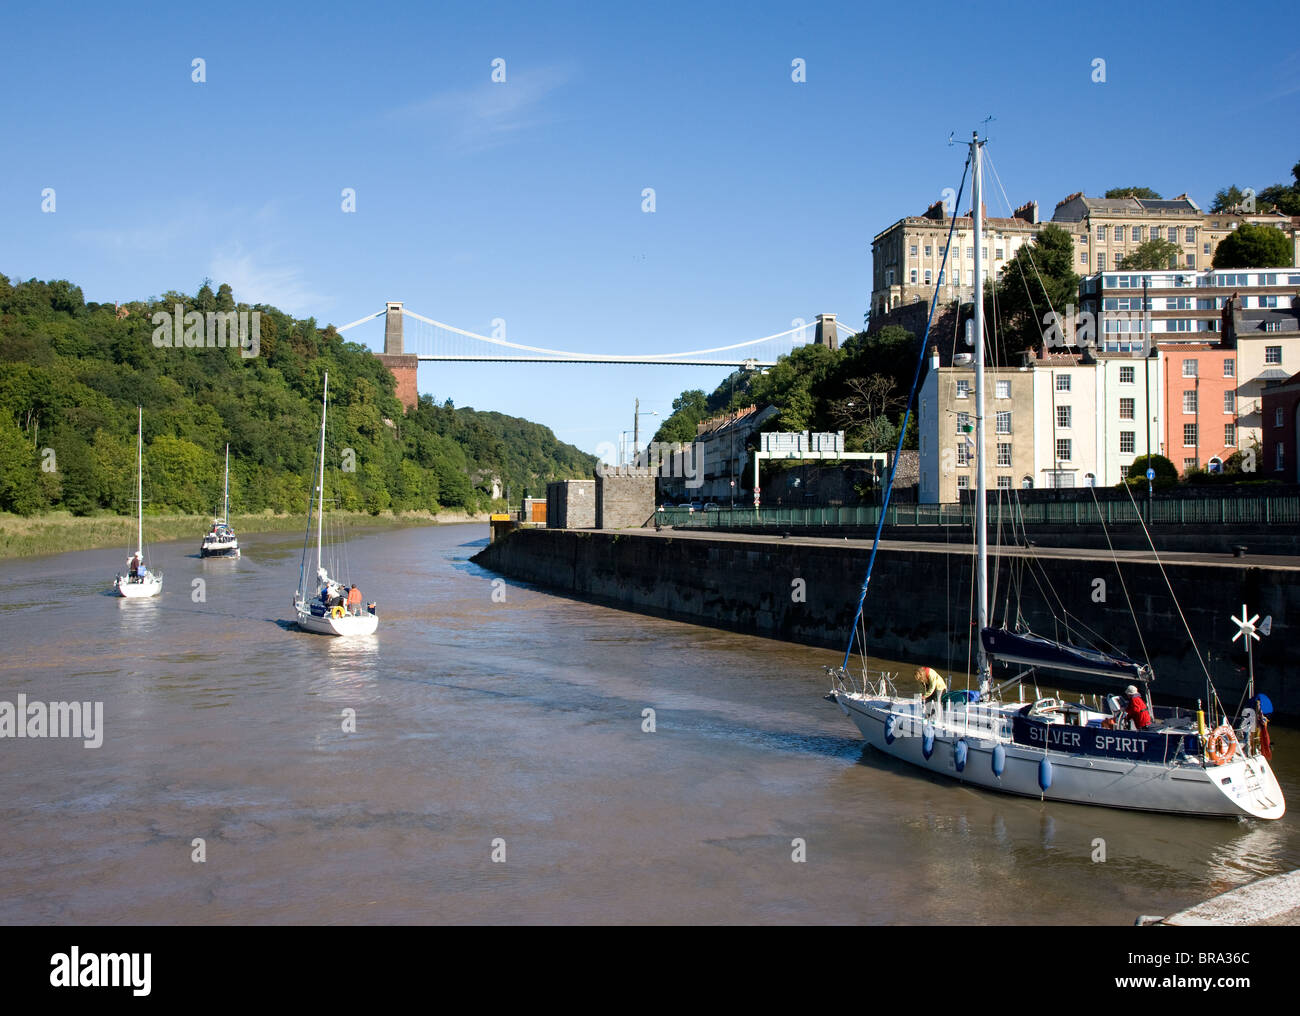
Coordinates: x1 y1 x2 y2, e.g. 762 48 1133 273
199 543 240 558
295 607 378 637
835 693 1285 820
114 574 162 598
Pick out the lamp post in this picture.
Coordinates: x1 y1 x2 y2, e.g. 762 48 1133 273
632 398 658 463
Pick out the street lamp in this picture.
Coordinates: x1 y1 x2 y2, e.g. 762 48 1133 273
633 397 658 462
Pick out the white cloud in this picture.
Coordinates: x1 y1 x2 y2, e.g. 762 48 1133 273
209 246 325 317
389 64 576 154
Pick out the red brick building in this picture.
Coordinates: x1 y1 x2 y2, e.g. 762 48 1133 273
1262 371 1300 481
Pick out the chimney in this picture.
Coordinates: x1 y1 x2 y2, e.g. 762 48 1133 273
1014 200 1039 224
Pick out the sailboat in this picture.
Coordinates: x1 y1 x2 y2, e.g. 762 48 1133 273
292 370 379 636
827 133 1284 820
200 444 240 558
113 407 163 598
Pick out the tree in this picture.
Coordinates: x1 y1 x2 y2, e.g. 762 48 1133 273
1118 238 1183 270
1123 453 1177 487
1257 159 1300 216
1212 223 1294 269
1104 187 1161 200
991 224 1079 360
1211 185 1247 212
829 375 904 452
653 389 709 445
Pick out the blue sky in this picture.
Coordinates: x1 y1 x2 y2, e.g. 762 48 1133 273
3 0 1297 460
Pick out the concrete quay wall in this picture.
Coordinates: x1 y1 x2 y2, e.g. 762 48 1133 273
472 529 1300 717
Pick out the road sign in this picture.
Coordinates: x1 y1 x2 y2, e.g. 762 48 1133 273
1146 468 1155 481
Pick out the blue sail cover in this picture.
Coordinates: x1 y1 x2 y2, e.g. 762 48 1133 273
981 628 1151 684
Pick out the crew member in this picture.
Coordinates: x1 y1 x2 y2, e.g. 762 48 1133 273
347 584 362 614
1122 684 1152 730
129 554 140 581
915 666 947 717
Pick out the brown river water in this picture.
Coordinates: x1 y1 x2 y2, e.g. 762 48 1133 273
0 523 1296 924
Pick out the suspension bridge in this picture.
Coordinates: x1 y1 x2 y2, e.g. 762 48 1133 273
335 303 857 368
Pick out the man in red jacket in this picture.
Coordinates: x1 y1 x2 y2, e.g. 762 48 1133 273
1122 684 1152 730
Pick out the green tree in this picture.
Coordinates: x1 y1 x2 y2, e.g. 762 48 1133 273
653 389 709 444
1104 187 1161 200
1211 185 1247 212
1212 223 1294 269
0 416 44 514
1123 454 1177 487
1118 238 1183 270
990 224 1079 360
1257 159 1300 216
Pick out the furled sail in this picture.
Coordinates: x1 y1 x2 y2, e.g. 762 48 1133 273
981 628 1151 683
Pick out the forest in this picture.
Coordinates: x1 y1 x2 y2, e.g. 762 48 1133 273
0 276 595 517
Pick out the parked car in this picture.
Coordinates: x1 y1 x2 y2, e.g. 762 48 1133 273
687 500 704 512
703 502 720 512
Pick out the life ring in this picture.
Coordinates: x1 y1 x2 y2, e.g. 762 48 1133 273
330 605 345 619
1206 725 1239 765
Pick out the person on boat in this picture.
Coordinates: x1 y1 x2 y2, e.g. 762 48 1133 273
129 554 140 581
915 666 947 717
347 584 362 615
1121 685 1152 730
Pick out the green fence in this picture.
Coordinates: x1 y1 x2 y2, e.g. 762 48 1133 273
659 494 1300 530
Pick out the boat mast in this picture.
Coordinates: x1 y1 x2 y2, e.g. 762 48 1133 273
223 444 230 525
971 132 989 692
136 405 144 556
316 371 329 576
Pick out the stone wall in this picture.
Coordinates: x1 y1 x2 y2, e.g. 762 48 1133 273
546 479 596 529
474 529 1300 717
596 470 656 529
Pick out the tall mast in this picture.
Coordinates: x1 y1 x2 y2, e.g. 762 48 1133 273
971 131 989 690
316 371 329 575
223 444 230 525
137 405 144 555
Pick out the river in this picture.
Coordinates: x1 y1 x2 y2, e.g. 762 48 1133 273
0 523 1296 924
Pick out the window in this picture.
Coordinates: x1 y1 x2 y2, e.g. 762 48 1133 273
956 474 970 489
997 476 1012 489
1183 423 1197 447
1186 228 1195 243
997 443 1012 467
1223 358 1234 378
996 410 1011 434
982 247 988 260
1276 407 1285 428
1119 365 1135 384
924 269 932 285
1266 346 1282 364
1261 295 1279 308
957 443 970 467
1115 226 1125 241
1166 296 1191 310
1049 471 1075 488
1055 374 1071 392
1186 254 1195 268
1168 227 1178 241
1098 253 1106 271
956 411 971 434
995 248 1004 260
1133 226 1144 242
1225 423 1236 446
924 245 932 257
1056 405 1072 429
1184 457 1198 472
886 269 895 285
1224 390 1235 414
996 380 1010 399
1120 464 1130 478
956 379 970 399
1081 251 1088 265
909 244 918 256
1203 242 1211 255
1022 475 1033 489
910 269 918 284
1056 438 1072 461
1084 473 1097 487
967 246 973 258
1183 390 1197 415
1120 431 1135 453
1277 443 1285 472
1182 359 1198 378
1119 397 1135 419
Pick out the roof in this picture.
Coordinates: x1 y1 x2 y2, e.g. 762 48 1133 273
1051 193 1200 223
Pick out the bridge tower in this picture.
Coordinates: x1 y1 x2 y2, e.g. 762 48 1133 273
375 301 419 411
814 313 838 351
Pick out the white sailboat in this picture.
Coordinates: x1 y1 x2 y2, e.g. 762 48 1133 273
293 371 378 636
827 133 1284 820
200 444 240 558
113 407 163 598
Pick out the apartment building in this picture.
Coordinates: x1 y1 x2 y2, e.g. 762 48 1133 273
1158 345 1239 474
871 201 1041 321
1093 351 1162 485
1261 372 1300 480
1031 352 1099 488
1227 297 1300 452
1051 193 1205 274
918 348 1035 502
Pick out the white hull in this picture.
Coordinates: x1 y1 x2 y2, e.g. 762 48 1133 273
835 692 1285 821
295 605 378 637
114 574 162 598
200 541 240 558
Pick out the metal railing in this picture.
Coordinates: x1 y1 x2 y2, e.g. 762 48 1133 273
658 494 1300 530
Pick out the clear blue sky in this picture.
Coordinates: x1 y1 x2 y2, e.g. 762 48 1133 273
3 0 1297 460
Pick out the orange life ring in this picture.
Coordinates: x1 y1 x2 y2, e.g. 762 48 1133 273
1206 724 1239 765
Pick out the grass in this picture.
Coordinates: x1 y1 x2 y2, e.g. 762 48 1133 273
0 509 487 559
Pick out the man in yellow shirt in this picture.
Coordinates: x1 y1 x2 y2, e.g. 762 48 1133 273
915 666 947 717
